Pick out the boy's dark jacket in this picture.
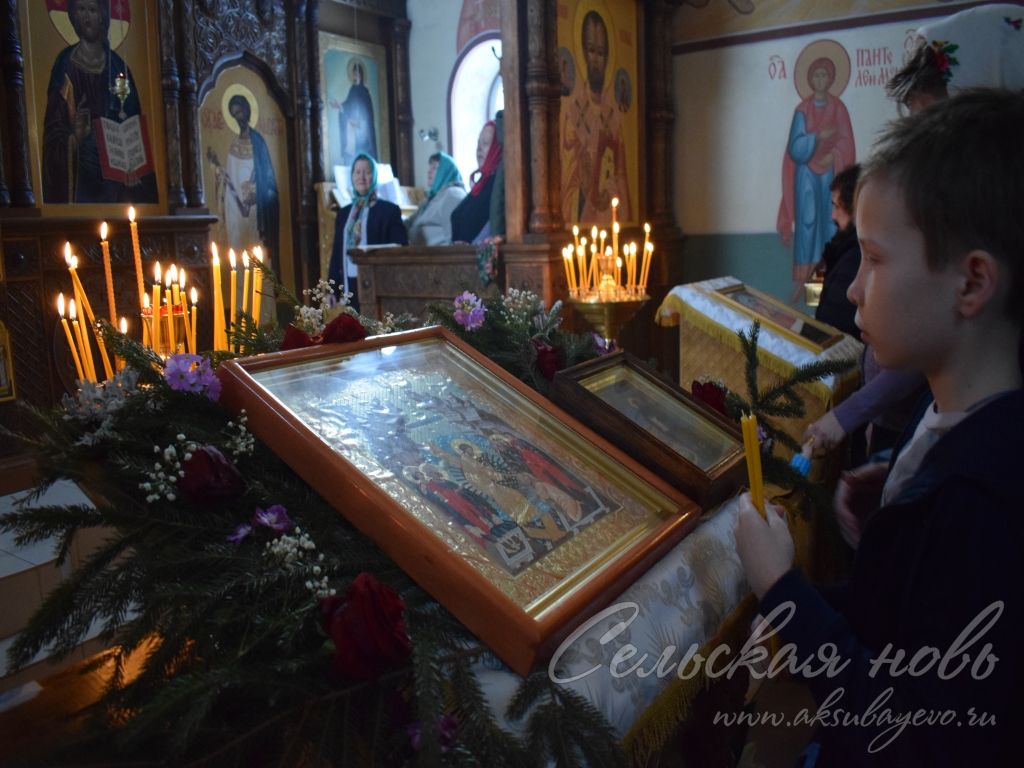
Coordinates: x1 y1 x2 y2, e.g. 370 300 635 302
759 389 1024 766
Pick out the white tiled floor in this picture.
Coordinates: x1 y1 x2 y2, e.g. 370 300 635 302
1 479 100 677
0 479 94 574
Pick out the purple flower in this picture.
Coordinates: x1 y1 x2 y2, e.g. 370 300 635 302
453 291 486 331
164 353 220 401
227 523 252 543
407 715 459 753
165 353 202 391
252 504 293 533
591 332 616 355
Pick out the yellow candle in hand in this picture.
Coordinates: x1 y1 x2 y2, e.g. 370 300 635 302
57 294 85 382
741 413 765 517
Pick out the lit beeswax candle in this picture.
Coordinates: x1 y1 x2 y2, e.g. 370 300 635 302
128 206 145 313
99 223 117 324
57 294 85 382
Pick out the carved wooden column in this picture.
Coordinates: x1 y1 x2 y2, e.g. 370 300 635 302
308 0 325 182
1 0 34 206
292 0 318 288
524 0 561 233
390 17 414 183
645 0 678 234
178 0 205 209
0 129 8 207
159 0 187 210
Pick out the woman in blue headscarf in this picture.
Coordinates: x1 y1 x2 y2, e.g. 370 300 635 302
327 152 408 310
406 152 467 246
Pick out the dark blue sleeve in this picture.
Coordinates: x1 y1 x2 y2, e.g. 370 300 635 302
383 202 408 245
758 484 1022 766
327 205 351 287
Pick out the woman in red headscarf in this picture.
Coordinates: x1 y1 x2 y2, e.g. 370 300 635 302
450 118 504 243
777 56 855 303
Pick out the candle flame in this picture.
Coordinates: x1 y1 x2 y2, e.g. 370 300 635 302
613 221 620 233
69 298 78 320
612 197 619 208
179 267 187 288
572 225 579 236
253 246 263 264
57 293 65 316
64 241 72 264
211 241 219 264
144 293 150 309
100 221 108 240
590 226 598 240
128 206 136 223
229 249 237 269
644 222 651 234
190 287 198 303
119 317 128 334
616 257 623 268
154 261 162 282
242 250 250 268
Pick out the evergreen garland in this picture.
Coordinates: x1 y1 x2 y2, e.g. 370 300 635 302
722 321 857 516
426 289 601 397
0 289 616 767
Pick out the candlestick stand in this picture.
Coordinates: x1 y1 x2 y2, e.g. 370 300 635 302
568 294 649 348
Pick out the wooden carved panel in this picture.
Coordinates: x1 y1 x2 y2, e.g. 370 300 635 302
193 3 290 93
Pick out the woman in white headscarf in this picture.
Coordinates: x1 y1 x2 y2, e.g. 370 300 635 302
887 3 1024 112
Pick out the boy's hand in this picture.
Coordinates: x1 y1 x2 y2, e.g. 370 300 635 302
834 462 888 549
802 410 846 452
734 492 794 599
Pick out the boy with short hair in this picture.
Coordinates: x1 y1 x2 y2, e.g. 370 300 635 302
735 88 1024 766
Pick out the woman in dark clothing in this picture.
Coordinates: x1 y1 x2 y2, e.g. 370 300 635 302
451 118 503 244
814 164 861 340
327 153 408 311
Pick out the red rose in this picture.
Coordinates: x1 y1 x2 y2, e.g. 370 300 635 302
321 572 410 680
691 379 728 417
321 314 368 345
533 340 563 380
281 324 314 351
179 445 245 506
